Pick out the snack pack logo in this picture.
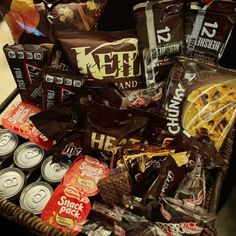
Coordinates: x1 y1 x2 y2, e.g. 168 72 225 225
79 160 104 178
60 87 76 102
72 38 142 80
8 104 31 125
24 62 42 84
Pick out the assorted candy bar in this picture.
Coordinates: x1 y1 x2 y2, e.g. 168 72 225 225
185 0 236 63
133 0 185 86
1 0 236 235
3 44 50 106
56 30 144 90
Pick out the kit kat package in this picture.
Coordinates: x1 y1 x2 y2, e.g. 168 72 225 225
185 0 236 63
133 0 185 86
56 30 144 90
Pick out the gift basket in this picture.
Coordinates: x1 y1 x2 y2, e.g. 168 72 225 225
0 0 236 235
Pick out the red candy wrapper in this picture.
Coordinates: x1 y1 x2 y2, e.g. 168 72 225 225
41 184 91 235
62 155 110 196
1 101 53 150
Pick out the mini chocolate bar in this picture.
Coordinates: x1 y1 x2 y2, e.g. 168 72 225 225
42 68 87 109
97 171 132 206
3 44 49 104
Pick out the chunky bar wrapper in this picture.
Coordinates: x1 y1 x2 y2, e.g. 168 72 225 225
161 56 236 151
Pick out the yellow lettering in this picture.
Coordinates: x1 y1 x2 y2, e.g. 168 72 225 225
104 135 116 150
91 132 105 149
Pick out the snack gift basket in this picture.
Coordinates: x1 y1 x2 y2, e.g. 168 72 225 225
0 0 236 235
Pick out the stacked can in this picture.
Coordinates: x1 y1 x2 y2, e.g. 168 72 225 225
0 128 71 214
0 129 24 199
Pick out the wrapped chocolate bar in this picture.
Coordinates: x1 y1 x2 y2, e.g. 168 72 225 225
185 0 236 63
51 130 83 162
111 206 167 236
30 100 83 143
171 130 217 169
56 30 144 90
80 219 113 236
110 144 175 191
21 44 71 108
41 67 87 109
3 44 49 106
0 0 52 43
175 156 206 208
160 56 236 151
48 0 107 31
29 83 128 143
154 196 215 236
47 43 71 71
123 82 165 112
143 151 190 205
133 0 184 86
83 103 167 152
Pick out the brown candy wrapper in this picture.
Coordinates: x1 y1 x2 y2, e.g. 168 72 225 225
56 30 144 90
3 44 49 106
110 145 175 191
83 103 167 152
170 130 217 169
42 68 87 109
30 100 82 143
0 0 52 43
185 0 236 63
29 83 126 143
50 130 83 162
160 56 236 152
22 44 71 108
143 151 190 205
123 82 165 113
133 0 184 86
97 171 133 206
174 156 206 208
48 0 107 32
